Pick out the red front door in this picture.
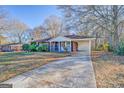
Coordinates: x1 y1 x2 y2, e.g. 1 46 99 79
72 42 78 52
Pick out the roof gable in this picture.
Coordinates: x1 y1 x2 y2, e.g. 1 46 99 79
49 36 71 42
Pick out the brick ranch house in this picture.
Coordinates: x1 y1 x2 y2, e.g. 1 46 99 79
32 35 95 54
0 43 22 52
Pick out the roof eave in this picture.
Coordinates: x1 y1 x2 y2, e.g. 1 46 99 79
71 38 96 41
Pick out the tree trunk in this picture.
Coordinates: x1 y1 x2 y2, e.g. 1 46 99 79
95 32 99 49
18 36 22 44
112 6 120 50
113 31 119 50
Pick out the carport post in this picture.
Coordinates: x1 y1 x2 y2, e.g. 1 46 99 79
89 40 91 55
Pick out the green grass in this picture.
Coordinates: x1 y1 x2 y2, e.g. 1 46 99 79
1 52 33 57
0 51 70 64
0 62 15 65
0 52 34 62
0 57 15 62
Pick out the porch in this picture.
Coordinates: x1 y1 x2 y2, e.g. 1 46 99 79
49 41 78 52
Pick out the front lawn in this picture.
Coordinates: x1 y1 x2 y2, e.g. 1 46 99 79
92 51 124 88
0 52 70 83
0 52 33 62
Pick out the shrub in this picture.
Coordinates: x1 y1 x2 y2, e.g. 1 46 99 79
115 41 124 56
102 42 109 52
37 44 48 52
29 44 37 52
108 44 113 52
31 42 36 45
41 45 48 52
95 42 109 51
95 44 103 51
22 44 30 51
37 46 43 52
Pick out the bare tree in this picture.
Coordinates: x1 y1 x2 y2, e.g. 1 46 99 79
58 6 92 35
9 19 29 44
90 6 124 49
43 15 67 38
32 26 46 40
58 5 124 50
0 7 9 34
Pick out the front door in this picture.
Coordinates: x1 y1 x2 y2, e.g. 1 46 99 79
72 42 78 52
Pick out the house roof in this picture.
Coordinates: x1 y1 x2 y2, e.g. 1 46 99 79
32 35 94 43
64 35 91 39
0 43 22 46
32 37 52 43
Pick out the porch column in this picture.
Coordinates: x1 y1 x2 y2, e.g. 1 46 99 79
89 40 91 55
70 40 71 52
64 41 66 52
65 41 66 47
53 42 54 51
49 41 51 52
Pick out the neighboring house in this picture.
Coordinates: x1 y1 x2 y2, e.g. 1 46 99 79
0 43 22 52
32 35 95 53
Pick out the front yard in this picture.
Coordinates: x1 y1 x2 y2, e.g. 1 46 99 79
1 51 124 88
0 52 70 83
92 51 124 88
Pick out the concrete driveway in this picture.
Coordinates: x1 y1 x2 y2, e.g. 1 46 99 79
2 52 96 88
